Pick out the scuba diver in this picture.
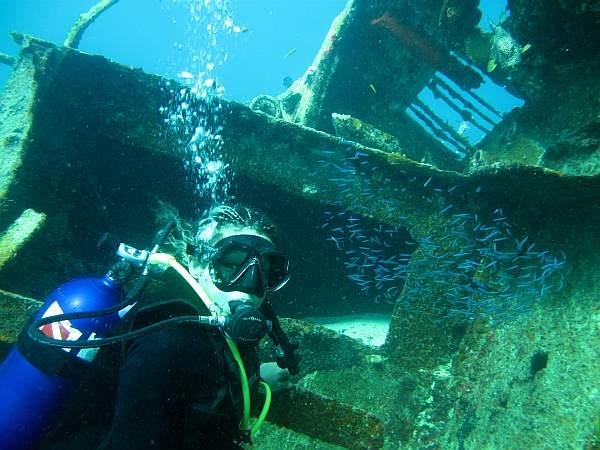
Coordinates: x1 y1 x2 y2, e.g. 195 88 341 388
1 204 300 449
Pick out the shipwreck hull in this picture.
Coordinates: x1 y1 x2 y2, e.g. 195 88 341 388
0 32 598 449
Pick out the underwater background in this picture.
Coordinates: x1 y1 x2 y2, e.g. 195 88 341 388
0 0 345 102
0 0 599 449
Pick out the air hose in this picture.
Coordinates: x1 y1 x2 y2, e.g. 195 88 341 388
149 254 270 437
147 253 271 437
252 381 272 435
27 251 271 437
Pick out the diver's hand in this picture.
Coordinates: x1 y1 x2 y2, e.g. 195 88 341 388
260 362 293 392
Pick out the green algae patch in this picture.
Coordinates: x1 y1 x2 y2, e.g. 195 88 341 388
0 209 46 271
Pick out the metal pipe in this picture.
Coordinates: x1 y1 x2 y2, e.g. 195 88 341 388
408 104 468 155
429 83 491 133
433 74 503 125
413 97 472 153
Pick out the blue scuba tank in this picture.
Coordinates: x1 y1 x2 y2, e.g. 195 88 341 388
0 274 122 450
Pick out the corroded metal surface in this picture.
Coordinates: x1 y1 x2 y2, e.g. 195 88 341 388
269 387 384 449
0 289 40 343
0 209 46 270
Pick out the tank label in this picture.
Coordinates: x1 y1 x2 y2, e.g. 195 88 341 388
76 333 101 362
39 301 83 352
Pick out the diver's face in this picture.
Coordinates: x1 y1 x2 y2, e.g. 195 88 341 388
192 226 274 313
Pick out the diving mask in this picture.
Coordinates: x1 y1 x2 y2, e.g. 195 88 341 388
200 234 290 298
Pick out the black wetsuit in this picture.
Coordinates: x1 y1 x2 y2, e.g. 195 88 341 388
42 299 261 450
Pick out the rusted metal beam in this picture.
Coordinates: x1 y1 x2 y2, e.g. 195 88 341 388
0 289 41 343
64 0 120 48
268 387 384 449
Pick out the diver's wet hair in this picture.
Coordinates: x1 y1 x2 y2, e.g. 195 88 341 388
196 205 278 245
155 202 277 270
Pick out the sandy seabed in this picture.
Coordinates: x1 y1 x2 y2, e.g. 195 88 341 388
304 313 392 347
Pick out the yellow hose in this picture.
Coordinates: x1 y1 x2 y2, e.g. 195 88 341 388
146 252 271 436
251 381 272 435
225 336 251 429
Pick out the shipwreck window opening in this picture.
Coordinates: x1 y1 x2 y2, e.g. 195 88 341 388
405 57 524 157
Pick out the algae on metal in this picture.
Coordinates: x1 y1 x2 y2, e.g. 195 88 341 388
64 0 120 49
0 289 41 344
0 208 46 270
268 386 384 449
0 53 16 67
0 35 42 232
331 113 463 170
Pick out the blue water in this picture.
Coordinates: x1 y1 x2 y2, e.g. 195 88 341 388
477 0 508 32
0 0 345 102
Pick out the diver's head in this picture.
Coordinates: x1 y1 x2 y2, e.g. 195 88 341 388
189 205 290 315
